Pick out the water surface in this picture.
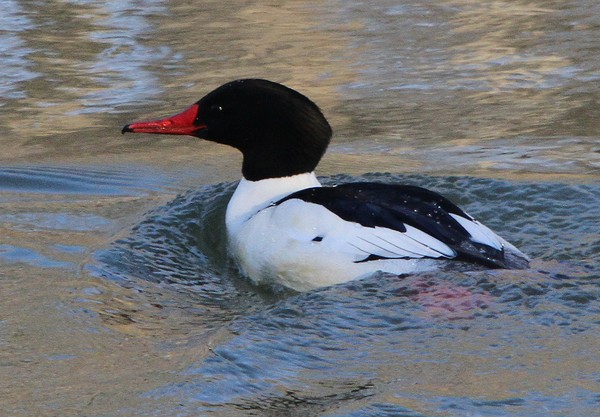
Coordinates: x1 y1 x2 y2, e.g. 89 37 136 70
0 1 598 416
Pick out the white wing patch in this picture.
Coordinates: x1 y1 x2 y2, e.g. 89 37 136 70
449 213 503 250
343 224 456 260
268 199 456 261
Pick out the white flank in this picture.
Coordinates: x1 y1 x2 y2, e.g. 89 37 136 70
226 179 459 291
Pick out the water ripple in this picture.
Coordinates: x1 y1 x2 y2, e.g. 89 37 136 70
93 174 599 415
0 165 174 195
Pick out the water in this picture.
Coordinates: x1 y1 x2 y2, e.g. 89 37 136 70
1 1 599 416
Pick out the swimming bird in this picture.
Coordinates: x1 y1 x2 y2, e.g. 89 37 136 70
122 79 529 291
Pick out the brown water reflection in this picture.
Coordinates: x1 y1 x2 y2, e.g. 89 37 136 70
1 0 597 179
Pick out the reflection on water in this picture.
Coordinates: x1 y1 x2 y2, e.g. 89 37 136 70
1 0 180 149
0 1 38 100
1 0 597 178
0 0 599 416
0 165 175 195
0 244 74 268
333 1 600 178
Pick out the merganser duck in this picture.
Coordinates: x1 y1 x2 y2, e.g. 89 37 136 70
122 79 529 291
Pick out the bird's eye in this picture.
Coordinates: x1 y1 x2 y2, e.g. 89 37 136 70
210 105 224 114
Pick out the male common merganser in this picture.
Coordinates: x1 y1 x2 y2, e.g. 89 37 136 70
123 79 529 291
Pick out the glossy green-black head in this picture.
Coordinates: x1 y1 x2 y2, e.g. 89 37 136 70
123 79 332 181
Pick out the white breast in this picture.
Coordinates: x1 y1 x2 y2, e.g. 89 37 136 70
225 172 322 236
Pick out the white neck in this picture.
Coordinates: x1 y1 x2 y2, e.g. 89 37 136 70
225 172 321 234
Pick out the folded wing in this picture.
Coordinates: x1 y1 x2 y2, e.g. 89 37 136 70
275 182 523 269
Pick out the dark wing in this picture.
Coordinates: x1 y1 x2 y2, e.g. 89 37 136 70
276 182 510 268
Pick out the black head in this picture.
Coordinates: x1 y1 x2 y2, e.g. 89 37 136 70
123 79 332 181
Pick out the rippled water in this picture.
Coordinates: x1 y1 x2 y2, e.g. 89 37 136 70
1 1 599 416
92 174 600 416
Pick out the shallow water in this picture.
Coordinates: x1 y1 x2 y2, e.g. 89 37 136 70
1 1 599 416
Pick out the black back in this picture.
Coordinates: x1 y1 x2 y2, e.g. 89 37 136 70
276 182 509 268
